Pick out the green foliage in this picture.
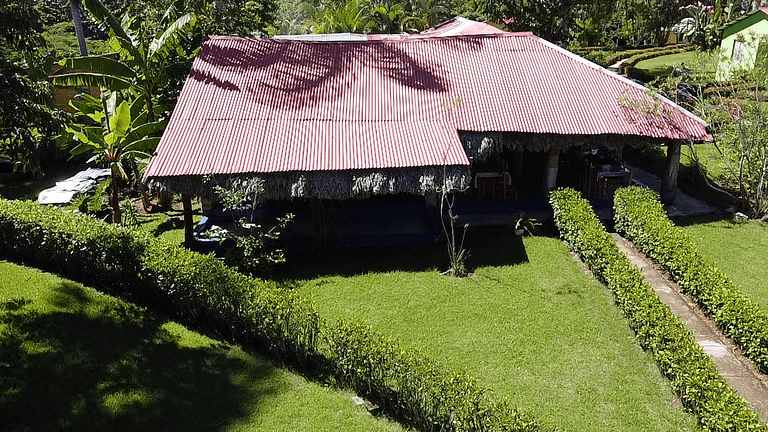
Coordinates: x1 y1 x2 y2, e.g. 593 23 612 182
0 198 319 364
198 0 278 37
550 187 766 432
439 187 469 277
59 91 165 224
210 180 294 277
0 198 544 432
41 21 110 59
620 44 697 75
579 49 611 66
53 0 199 121
326 319 541 432
0 0 69 177
300 0 453 35
679 1 726 51
614 186 768 374
0 261 404 432
599 44 693 68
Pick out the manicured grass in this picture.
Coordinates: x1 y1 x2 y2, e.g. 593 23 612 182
0 261 406 432
133 203 203 245
634 51 709 79
681 218 768 312
283 233 701 432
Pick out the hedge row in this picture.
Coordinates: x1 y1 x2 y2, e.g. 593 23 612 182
0 198 319 364
0 199 542 432
602 44 693 68
550 188 765 432
327 320 541 432
614 186 768 374
620 44 695 75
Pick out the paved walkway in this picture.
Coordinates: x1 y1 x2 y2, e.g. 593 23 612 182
625 163 715 218
613 233 768 420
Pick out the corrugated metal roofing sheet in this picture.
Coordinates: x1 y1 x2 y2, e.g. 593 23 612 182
145 32 709 179
419 17 506 37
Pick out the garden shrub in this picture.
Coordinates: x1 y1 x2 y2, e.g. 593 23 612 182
550 187 765 432
614 186 768 374
602 44 693 68
620 45 696 75
326 319 542 432
0 199 148 292
0 198 545 432
0 198 319 365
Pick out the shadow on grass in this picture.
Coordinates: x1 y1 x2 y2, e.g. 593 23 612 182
674 213 735 227
151 216 185 237
0 282 279 432
0 173 55 201
274 227 529 281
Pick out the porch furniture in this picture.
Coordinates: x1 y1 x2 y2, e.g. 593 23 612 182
595 164 633 197
474 171 517 201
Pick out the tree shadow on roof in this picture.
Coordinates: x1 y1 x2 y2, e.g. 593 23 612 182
190 37 490 111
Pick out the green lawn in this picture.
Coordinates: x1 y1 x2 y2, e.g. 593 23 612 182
281 232 701 432
634 51 710 79
681 218 768 311
0 261 407 432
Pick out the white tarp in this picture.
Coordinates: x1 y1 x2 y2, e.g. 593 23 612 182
38 168 111 205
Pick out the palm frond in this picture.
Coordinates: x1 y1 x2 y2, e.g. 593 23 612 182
149 13 197 60
123 137 161 157
52 72 135 91
124 120 168 145
82 0 132 47
56 56 136 79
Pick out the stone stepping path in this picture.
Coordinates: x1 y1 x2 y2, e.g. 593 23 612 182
613 233 768 420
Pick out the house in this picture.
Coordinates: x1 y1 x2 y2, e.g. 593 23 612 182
143 27 709 243
717 7 768 79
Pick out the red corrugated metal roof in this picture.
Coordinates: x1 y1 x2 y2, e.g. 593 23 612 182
145 32 709 179
419 17 506 37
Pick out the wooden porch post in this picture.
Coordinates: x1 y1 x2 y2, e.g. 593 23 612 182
661 140 682 205
182 194 194 246
513 148 524 177
544 148 560 191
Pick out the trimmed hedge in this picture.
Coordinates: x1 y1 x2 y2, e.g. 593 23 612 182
327 320 541 432
614 186 768 375
0 199 542 432
550 188 766 432
620 45 695 76
602 44 693 68
0 199 319 364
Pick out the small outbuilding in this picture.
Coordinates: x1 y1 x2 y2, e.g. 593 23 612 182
717 7 768 79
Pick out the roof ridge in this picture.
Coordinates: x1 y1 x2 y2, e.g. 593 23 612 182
207 31 537 45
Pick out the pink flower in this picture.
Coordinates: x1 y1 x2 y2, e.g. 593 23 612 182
503 17 516 24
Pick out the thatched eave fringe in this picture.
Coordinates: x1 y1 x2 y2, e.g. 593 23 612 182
147 166 470 201
459 131 670 162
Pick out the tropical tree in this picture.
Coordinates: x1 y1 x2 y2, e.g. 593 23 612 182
51 0 198 123
371 1 406 34
303 0 377 33
62 92 166 223
199 0 278 37
402 0 450 31
0 0 68 177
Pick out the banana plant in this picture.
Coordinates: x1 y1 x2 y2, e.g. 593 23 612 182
63 92 166 224
52 0 197 123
